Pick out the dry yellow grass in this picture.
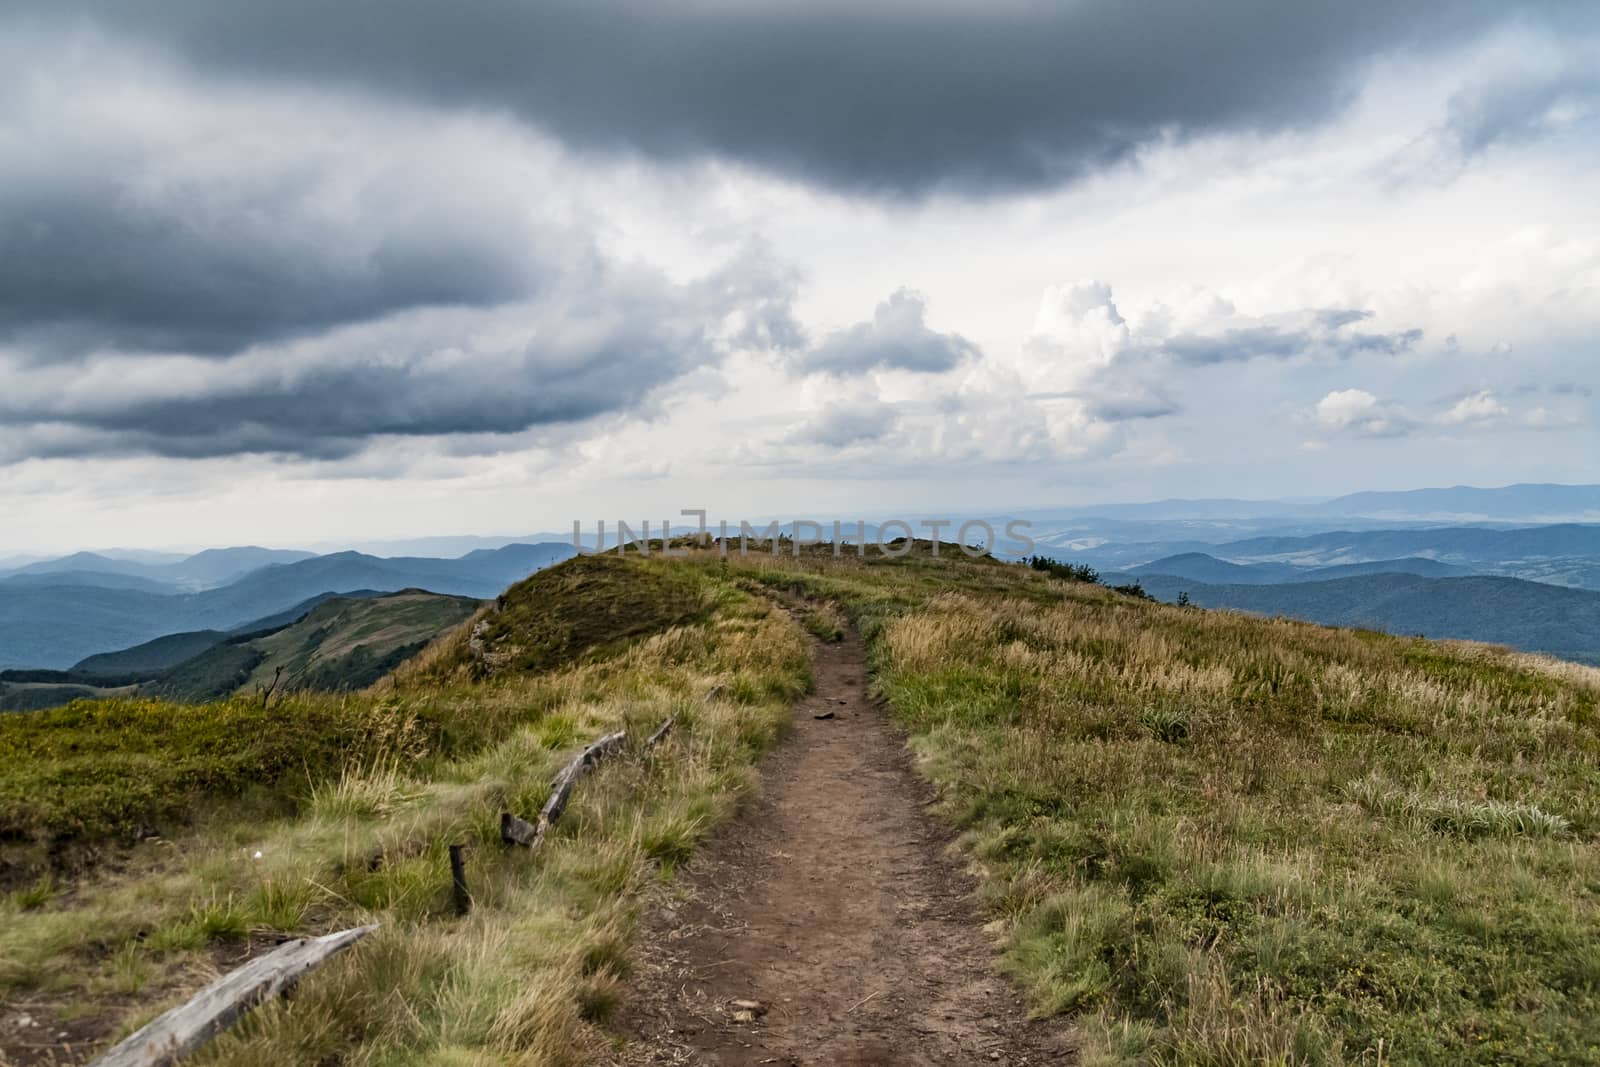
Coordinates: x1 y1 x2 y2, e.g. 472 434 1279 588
694 545 1600 1065
1 563 810 1065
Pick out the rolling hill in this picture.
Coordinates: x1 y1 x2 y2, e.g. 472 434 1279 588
71 629 232 676
1127 552 1476 585
1061 523 1600 590
0 542 576 669
1301 555 1473 580
150 590 482 702
1126 572 1600 664
1212 523 1600 564
1 590 482 710
1127 553 1303 584
0 570 185 594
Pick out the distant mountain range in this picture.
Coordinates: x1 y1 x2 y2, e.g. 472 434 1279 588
0 590 481 711
1315 484 1600 522
1121 573 1600 665
0 543 575 669
1055 524 1600 591
1125 553 1472 585
5 481 1600 675
6 547 318 591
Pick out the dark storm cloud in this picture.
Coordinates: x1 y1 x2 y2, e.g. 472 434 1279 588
1161 310 1422 365
0 255 800 461
0 171 545 357
0 29 809 462
11 0 1586 198
800 290 978 375
0 32 576 360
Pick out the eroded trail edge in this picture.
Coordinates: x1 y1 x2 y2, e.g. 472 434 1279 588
615 622 1072 1065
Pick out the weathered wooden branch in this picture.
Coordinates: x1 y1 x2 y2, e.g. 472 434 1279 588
91 924 378 1067
257 665 284 710
645 715 676 751
500 811 538 847
501 730 626 851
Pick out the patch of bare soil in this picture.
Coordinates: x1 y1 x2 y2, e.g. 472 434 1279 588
614 625 1073 1065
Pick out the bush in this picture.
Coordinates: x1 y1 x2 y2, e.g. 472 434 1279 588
1026 556 1101 584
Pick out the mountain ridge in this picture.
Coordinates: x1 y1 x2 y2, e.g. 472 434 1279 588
0 542 575 669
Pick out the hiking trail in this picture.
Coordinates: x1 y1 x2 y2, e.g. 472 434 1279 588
615 620 1072 1065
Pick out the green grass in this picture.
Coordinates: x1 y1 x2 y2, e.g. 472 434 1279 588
12 542 1600 1064
695 544 1600 1065
0 559 811 1064
0 685 505 851
800 600 848 642
402 553 712 685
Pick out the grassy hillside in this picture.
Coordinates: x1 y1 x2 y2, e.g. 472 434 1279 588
0 682 139 713
72 629 230 676
1 593 480 711
149 590 482 703
717 545 1600 1065
0 555 809 1065
1126 572 1600 664
7 545 1600 1064
397 553 710 685
246 589 483 693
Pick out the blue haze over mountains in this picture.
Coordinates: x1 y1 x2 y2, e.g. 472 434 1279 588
3 483 1600 672
0 543 576 669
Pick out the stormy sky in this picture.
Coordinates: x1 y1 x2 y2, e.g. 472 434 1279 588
2 1 1598 550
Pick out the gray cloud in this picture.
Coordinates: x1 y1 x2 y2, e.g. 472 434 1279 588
1161 310 1422 365
791 403 896 449
800 290 978 375
1081 387 1183 422
0 36 806 463
1444 66 1600 157
0 250 799 461
1308 387 1578 440
1 172 547 358
0 36 578 359
8 1 1587 198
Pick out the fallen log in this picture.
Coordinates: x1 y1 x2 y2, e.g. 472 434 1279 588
500 811 538 847
502 730 626 850
645 715 676 751
91 924 378 1067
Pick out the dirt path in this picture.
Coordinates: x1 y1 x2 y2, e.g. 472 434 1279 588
614 624 1073 1065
